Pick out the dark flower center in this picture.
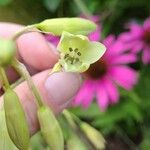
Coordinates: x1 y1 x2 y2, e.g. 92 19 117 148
143 29 150 45
85 58 107 80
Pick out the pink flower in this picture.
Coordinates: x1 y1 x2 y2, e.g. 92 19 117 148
73 35 138 111
45 34 60 46
119 17 150 64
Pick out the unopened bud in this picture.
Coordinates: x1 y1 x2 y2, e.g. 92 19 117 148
4 89 30 150
35 18 96 36
0 39 16 67
37 106 64 150
80 122 105 150
67 132 88 150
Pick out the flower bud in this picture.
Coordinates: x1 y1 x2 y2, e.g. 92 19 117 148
35 18 96 36
37 106 64 150
4 89 30 150
0 38 16 67
80 122 105 150
66 132 88 150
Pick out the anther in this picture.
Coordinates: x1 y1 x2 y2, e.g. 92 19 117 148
74 48 78 52
69 47 73 52
64 54 69 59
77 52 81 56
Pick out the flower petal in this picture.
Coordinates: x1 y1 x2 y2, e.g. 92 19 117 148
142 46 150 64
111 54 137 65
73 80 94 107
103 78 119 104
81 41 106 64
143 17 150 30
96 81 109 111
57 31 88 53
110 66 138 90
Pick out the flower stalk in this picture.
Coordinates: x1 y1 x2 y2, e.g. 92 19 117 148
11 58 43 108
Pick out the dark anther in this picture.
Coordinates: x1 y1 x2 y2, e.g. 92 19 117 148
77 52 81 56
69 47 73 52
64 54 69 59
74 48 78 52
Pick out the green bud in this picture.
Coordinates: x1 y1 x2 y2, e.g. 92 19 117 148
80 122 105 150
35 18 96 36
4 89 30 150
37 106 64 150
0 38 16 67
67 132 88 150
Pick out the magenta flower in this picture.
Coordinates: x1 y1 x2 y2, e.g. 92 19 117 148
45 34 60 46
73 35 138 111
119 17 150 64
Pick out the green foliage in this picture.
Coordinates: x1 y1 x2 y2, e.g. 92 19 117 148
43 0 61 12
0 0 12 6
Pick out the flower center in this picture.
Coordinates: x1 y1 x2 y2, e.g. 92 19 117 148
143 29 150 45
85 58 107 80
64 47 82 65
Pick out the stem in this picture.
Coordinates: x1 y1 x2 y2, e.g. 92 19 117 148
11 58 43 108
73 0 91 19
0 67 10 91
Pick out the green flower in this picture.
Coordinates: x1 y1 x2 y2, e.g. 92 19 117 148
51 32 106 73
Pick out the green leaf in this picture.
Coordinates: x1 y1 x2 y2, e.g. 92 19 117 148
43 0 61 12
0 0 12 6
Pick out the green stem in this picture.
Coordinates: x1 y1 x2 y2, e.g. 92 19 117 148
0 67 10 91
73 0 91 19
11 58 43 108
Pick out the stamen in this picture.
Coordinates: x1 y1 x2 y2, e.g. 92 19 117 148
64 54 69 59
69 47 73 52
77 52 81 56
74 48 78 52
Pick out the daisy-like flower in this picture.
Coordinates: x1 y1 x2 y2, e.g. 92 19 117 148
51 31 106 73
119 17 150 64
73 35 138 111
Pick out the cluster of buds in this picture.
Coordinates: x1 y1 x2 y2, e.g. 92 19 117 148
0 17 106 150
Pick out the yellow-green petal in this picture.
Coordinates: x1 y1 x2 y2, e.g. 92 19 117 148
80 41 106 64
57 31 88 53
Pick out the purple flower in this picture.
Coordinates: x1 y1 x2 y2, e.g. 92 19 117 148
73 35 138 111
119 17 150 64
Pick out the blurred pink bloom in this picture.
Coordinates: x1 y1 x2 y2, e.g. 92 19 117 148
45 34 60 46
73 35 138 111
119 17 150 64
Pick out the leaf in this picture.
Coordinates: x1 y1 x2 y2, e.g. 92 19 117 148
0 0 12 6
135 66 150 108
43 0 61 12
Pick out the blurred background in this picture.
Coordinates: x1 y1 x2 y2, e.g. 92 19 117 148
0 0 150 149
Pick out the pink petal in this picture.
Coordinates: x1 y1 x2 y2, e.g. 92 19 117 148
142 46 150 64
119 32 135 42
110 66 138 90
111 54 137 65
108 40 127 55
45 34 60 46
103 35 115 48
89 26 101 41
96 81 109 111
73 80 94 107
103 78 119 104
143 17 150 30
131 41 144 53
